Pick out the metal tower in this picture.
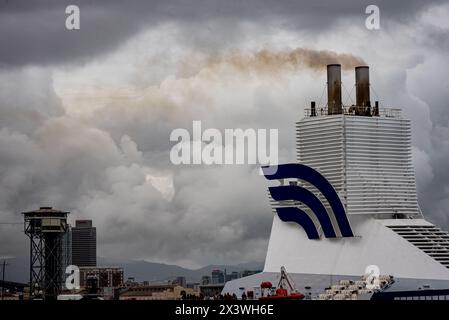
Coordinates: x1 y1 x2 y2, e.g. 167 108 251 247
22 207 69 300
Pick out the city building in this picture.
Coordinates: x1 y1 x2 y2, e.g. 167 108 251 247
62 226 72 276
186 282 200 291
173 276 186 288
71 220 96 267
226 271 240 282
240 270 260 278
79 266 123 289
119 284 199 300
201 276 211 285
211 269 225 284
124 277 139 288
199 284 225 298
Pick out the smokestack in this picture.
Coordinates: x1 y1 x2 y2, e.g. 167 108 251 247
355 66 370 108
327 64 342 115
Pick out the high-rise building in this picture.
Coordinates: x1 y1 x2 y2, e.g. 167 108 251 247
71 220 96 267
211 269 225 284
62 225 72 277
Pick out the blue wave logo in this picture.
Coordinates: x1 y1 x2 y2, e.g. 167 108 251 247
262 163 353 239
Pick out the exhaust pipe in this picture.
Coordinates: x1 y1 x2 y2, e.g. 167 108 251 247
327 64 342 115
310 101 316 117
355 66 370 108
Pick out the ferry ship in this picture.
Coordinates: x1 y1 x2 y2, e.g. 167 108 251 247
223 64 449 300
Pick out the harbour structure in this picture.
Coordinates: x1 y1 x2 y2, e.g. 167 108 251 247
22 207 70 300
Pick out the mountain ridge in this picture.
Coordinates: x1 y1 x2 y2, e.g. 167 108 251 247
2 256 263 283
98 257 264 282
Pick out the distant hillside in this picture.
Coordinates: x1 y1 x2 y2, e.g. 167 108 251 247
98 257 264 282
3 256 263 284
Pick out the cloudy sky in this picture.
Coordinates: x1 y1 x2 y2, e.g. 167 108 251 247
1 0 449 269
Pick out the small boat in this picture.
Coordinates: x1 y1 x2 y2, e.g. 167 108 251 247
258 266 305 300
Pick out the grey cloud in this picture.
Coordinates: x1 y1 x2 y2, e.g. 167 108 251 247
405 54 449 229
0 67 64 134
1 1 449 269
1 0 447 67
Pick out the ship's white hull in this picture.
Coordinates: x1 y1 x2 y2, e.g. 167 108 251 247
223 215 449 297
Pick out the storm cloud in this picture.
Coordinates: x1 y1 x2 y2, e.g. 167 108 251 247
1 0 446 66
1 0 449 269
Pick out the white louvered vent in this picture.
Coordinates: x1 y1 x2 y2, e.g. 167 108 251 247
296 114 420 217
388 225 449 268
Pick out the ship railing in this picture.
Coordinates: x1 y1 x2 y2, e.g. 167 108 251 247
304 106 402 118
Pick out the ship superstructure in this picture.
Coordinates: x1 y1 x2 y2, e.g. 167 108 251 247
223 64 449 299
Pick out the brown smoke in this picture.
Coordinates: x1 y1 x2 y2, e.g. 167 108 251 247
203 47 365 75
58 47 365 117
